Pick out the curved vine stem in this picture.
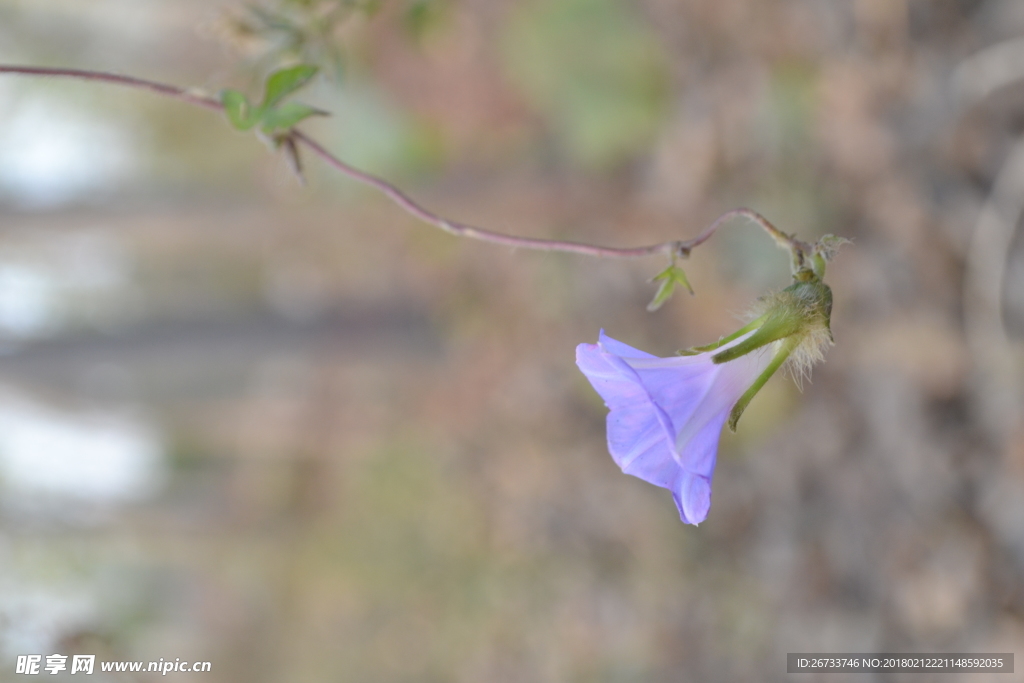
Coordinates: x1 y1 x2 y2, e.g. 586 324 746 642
0 65 224 111
0 64 798 263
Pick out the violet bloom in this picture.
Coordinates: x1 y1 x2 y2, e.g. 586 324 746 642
577 242 838 524
576 331 774 525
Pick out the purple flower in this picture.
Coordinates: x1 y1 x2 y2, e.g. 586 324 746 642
576 331 773 525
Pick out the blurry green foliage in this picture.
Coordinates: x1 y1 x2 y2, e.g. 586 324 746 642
222 0 450 77
502 0 670 169
263 63 320 107
220 64 328 135
767 61 818 153
719 62 828 290
400 0 449 39
260 100 327 132
326 83 445 176
221 89 261 130
221 0 367 77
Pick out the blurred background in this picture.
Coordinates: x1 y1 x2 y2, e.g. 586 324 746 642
0 0 1023 681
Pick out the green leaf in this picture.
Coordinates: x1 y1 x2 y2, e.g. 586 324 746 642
647 277 675 312
262 64 319 109
259 102 329 134
646 264 693 312
220 89 261 131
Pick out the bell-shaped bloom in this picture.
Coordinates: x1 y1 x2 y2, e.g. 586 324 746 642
577 279 834 524
576 331 774 525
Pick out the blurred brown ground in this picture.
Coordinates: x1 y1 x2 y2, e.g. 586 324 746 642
1 1 1023 681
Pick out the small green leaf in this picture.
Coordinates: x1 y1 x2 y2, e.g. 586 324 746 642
670 266 693 296
262 64 319 109
220 89 261 131
259 102 329 134
647 277 675 312
646 264 693 312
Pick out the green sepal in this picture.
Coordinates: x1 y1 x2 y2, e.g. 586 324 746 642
259 102 329 134
677 314 768 356
783 279 833 339
817 281 833 340
710 306 803 364
727 335 800 431
220 89 262 131
262 64 319 109
811 252 827 280
646 264 693 312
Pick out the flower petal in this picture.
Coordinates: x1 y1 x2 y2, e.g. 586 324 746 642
674 473 712 524
576 343 676 472
577 331 775 525
597 329 656 359
673 348 771 474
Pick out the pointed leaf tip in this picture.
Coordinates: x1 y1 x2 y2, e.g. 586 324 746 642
646 280 672 311
673 265 694 295
262 64 319 109
646 264 694 312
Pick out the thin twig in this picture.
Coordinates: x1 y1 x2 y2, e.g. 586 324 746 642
0 64 787 262
294 130 694 259
0 65 223 111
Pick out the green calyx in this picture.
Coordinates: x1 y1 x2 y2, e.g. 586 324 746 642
675 231 845 430
716 277 833 431
717 233 845 430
